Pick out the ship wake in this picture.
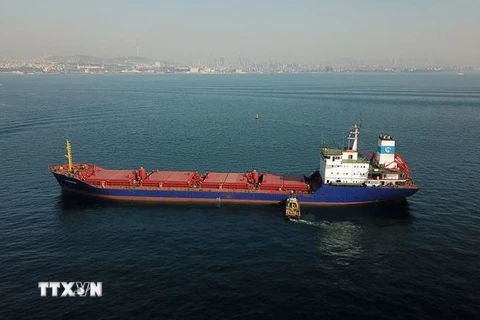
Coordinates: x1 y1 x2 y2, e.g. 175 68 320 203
288 218 325 227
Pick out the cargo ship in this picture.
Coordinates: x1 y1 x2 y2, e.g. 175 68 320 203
50 124 418 206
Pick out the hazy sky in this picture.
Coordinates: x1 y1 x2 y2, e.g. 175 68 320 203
1 0 479 64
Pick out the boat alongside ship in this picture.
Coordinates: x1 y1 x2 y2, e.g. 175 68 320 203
50 124 418 207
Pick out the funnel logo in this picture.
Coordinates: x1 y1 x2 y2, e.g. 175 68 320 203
378 146 395 154
38 282 102 297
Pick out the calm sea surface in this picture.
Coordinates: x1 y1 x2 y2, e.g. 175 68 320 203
0 73 479 319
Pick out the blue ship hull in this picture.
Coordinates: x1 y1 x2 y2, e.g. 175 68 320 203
53 172 418 206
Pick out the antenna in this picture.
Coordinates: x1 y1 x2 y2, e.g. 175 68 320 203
346 124 360 151
135 39 139 57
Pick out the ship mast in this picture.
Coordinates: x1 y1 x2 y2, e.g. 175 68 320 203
66 140 73 173
347 124 360 151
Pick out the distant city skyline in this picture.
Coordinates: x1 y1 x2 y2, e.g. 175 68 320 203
1 1 479 66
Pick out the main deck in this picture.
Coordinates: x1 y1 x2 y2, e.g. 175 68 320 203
50 164 311 193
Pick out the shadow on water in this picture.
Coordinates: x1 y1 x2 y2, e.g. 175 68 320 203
55 193 118 212
56 193 414 225
56 192 282 211
301 200 415 227
55 192 285 217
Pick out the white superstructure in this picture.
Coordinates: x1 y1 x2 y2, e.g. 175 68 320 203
318 124 412 187
319 124 369 185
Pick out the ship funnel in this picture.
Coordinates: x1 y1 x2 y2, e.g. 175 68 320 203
376 134 397 168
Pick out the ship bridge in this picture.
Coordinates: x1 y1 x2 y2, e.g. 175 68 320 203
319 124 370 185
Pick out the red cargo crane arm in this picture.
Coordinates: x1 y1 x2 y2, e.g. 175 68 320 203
395 152 411 179
362 150 376 165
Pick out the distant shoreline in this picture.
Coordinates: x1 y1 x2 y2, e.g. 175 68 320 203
1 71 479 76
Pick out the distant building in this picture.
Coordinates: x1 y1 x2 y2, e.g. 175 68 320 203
201 67 214 73
77 64 105 73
